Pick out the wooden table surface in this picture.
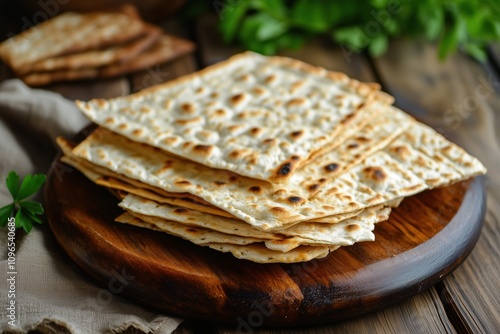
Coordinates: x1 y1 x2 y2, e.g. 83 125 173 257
1 5 500 334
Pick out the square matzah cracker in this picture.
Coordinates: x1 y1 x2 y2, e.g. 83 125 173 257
76 52 390 183
0 7 146 75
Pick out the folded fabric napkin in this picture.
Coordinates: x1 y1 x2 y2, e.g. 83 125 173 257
0 79 183 333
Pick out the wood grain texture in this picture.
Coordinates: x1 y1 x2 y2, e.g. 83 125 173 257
373 38 500 333
44 154 485 328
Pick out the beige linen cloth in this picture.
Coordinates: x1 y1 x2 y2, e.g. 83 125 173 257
0 79 183 334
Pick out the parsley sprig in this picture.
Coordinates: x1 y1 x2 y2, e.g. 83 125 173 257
204 0 500 61
0 171 46 233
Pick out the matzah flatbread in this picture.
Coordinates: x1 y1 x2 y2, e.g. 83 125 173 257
76 52 392 183
118 193 388 245
21 34 195 86
0 6 146 75
69 105 415 229
25 23 161 73
116 212 337 263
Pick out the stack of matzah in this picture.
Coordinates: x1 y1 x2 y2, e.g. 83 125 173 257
0 5 194 86
57 52 486 263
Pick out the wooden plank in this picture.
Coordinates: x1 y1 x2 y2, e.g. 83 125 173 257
372 38 500 333
214 290 455 334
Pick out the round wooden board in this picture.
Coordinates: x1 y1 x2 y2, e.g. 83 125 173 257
44 157 486 327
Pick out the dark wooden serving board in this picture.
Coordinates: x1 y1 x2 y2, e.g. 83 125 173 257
44 156 486 327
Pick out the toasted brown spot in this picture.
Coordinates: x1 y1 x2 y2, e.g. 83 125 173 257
229 176 238 182
345 224 360 232
356 102 365 110
367 194 384 204
319 178 327 183
237 111 249 119
249 186 261 193
270 207 287 215
162 137 178 145
132 129 143 137
229 149 245 159
249 127 261 136
291 155 300 161
288 196 305 204
164 100 173 109
290 130 304 139
238 74 250 81
227 124 244 133
195 87 205 94
347 143 359 149
214 181 225 186
173 208 188 214
181 103 195 113
286 98 305 108
277 163 292 177
322 205 335 210
340 113 355 125
96 99 106 107
363 166 387 182
442 145 453 153
182 142 192 149
193 144 213 154
392 145 410 158
117 123 128 130
405 184 424 192
252 87 265 95
175 117 202 126
175 180 191 187
264 75 276 84
230 93 245 105
154 160 173 175
214 108 226 116
308 184 320 192
210 92 219 98
248 157 258 165
464 161 473 167
324 163 339 172
433 154 445 162
262 138 276 145
355 136 370 142
290 80 304 92
415 156 427 166
104 117 115 125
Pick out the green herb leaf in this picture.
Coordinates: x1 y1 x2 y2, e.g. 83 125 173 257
464 43 487 62
0 204 14 227
16 173 46 201
6 171 20 199
25 210 43 225
368 34 388 57
208 0 500 60
19 200 44 215
219 1 249 42
15 208 33 233
1 170 47 233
